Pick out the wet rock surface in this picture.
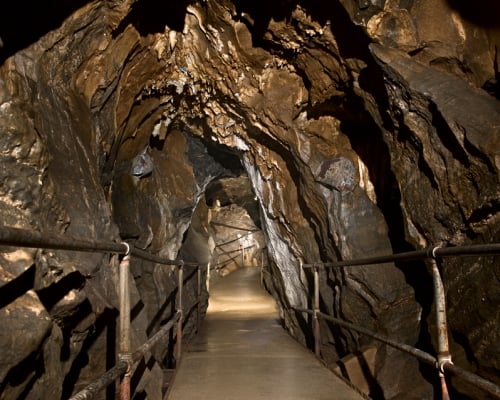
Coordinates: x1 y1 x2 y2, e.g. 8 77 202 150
0 0 499 399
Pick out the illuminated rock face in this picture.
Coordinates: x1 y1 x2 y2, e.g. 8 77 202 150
0 0 498 399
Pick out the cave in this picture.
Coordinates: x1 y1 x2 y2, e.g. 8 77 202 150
0 0 499 399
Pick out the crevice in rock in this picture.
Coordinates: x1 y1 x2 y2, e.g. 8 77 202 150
0 0 91 63
115 0 191 37
232 0 297 47
428 102 471 169
0 350 45 400
446 0 500 28
0 264 35 309
61 307 118 399
245 124 339 262
36 271 86 312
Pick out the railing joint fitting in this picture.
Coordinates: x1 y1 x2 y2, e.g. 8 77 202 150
437 353 453 374
431 244 443 259
120 242 131 260
118 352 133 375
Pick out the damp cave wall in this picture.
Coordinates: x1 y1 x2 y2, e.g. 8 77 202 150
0 0 499 399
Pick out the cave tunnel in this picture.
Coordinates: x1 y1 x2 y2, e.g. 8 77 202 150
0 0 499 399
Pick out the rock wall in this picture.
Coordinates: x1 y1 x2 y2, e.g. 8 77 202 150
0 0 498 399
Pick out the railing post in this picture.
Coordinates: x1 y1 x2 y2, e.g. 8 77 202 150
118 243 132 400
313 264 321 357
241 243 244 267
261 249 266 287
207 262 211 292
197 265 202 333
176 264 184 362
260 250 264 287
430 252 452 400
299 261 306 286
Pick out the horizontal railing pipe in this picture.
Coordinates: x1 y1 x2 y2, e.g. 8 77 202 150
302 243 500 269
210 221 260 232
0 225 127 255
214 231 257 248
131 247 201 268
69 361 129 400
443 363 500 398
293 308 437 365
0 225 203 268
292 309 500 398
131 311 181 362
319 309 500 398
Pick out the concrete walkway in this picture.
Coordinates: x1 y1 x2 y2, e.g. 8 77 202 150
166 267 364 400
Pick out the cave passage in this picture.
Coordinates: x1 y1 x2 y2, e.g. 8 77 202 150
167 266 364 400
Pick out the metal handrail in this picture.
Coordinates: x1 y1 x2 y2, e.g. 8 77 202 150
297 243 500 399
301 243 500 268
210 221 260 232
214 230 256 248
0 225 202 266
2 226 499 398
293 308 500 397
0 225 205 400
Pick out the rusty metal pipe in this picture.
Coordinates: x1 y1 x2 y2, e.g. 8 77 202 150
443 362 500 398
0 225 201 268
214 231 256 248
176 265 184 362
216 246 244 268
293 308 500 398
210 221 260 232
197 266 202 332
261 250 266 287
131 311 181 361
313 265 321 357
120 374 130 400
430 257 452 400
294 307 439 365
207 263 211 292
302 243 500 269
131 247 200 267
260 251 264 287
69 360 129 400
0 225 127 254
118 245 132 400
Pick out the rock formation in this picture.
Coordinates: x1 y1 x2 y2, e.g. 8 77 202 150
0 0 498 399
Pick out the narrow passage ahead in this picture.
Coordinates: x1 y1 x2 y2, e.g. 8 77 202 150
167 266 364 400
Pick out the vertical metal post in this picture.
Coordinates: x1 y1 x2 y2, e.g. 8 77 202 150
260 249 264 287
197 266 202 332
430 255 452 400
241 244 244 267
176 265 184 362
261 249 264 271
118 244 131 400
299 261 305 286
313 265 321 357
207 262 210 292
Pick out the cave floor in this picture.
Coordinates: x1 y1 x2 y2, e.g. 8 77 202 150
166 266 363 400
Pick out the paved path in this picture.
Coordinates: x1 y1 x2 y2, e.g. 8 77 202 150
167 267 364 400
